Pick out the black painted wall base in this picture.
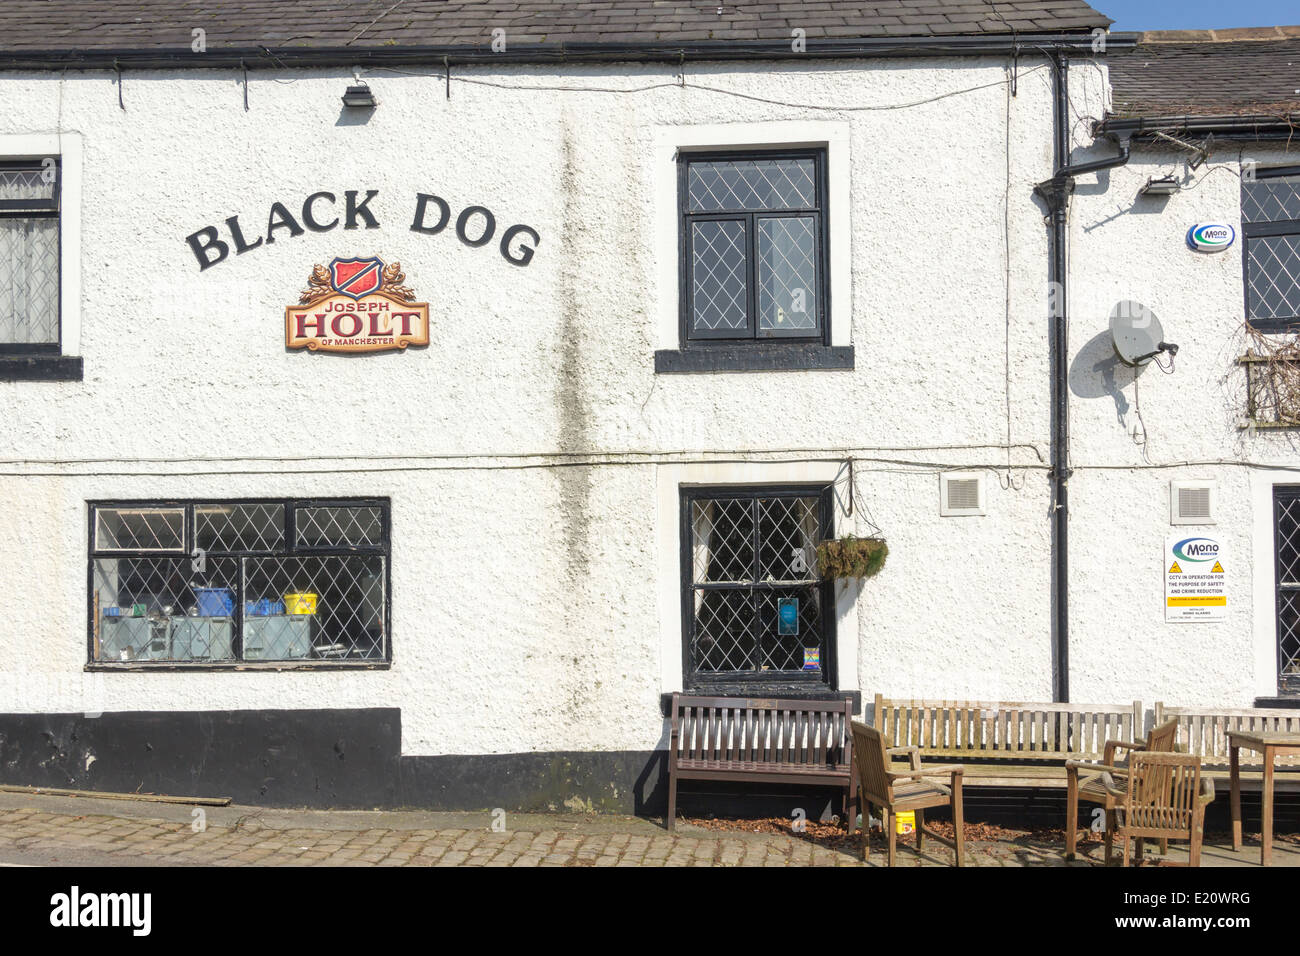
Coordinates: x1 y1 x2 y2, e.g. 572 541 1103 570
0 709 401 809
399 751 667 815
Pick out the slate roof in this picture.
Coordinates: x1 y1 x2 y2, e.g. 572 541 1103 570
0 1 1111 51
1108 27 1300 117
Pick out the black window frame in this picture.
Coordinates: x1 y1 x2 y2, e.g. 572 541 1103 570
679 484 836 696
0 158 61 356
1273 485 1300 697
677 147 831 348
86 497 392 670
1242 163 1300 334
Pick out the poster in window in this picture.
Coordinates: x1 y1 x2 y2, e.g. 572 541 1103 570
777 597 799 636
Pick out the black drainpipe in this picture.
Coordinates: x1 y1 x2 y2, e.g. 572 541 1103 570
1033 52 1131 703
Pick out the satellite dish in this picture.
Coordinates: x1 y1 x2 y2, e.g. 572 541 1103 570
1110 301 1178 367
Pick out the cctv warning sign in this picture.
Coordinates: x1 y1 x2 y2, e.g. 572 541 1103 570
1165 534 1227 623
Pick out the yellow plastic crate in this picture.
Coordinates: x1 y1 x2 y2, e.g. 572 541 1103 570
283 592 318 615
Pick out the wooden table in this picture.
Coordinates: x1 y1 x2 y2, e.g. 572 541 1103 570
1228 731 1300 866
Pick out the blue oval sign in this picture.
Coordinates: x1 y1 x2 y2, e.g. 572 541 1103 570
1187 223 1236 253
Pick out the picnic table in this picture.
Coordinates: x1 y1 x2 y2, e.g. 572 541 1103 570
1228 730 1300 866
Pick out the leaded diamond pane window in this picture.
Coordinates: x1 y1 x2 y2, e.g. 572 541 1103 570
1247 235 1300 322
89 500 389 665
681 149 827 342
758 217 818 332
1243 167 1300 332
196 503 285 553
0 160 60 350
690 220 748 332
1274 487 1300 694
684 487 832 688
95 508 185 552
1244 174 1300 223
687 158 816 213
296 505 384 549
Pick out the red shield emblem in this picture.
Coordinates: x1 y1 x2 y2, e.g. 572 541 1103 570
329 256 384 300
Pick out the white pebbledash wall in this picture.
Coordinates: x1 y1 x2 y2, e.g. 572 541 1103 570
1070 138 1299 707
3 53 1271 767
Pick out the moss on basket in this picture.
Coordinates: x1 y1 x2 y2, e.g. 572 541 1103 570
815 536 888 582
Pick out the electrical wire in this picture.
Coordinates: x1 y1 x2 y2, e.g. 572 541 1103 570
350 0 405 46
360 64 1049 113
0 442 1048 468
1131 373 1152 464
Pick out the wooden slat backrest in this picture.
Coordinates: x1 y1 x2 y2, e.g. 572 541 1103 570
1153 703 1300 767
1147 718 1178 754
670 694 854 770
850 720 893 804
872 695 1143 761
1126 751 1201 833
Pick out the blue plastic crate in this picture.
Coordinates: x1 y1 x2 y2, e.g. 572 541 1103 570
194 587 234 617
244 599 285 617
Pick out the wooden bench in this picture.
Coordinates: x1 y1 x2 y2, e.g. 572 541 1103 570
873 695 1145 788
666 694 857 830
1154 702 1300 793
875 695 1300 792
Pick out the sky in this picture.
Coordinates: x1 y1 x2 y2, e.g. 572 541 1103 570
1099 0 1299 31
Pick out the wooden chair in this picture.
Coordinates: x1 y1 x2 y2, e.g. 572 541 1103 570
1064 718 1179 862
850 721 965 866
1114 751 1215 867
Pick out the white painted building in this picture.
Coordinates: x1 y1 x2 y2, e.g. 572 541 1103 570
0 3 1295 812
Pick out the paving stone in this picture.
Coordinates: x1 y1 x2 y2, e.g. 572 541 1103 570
1 797 1295 868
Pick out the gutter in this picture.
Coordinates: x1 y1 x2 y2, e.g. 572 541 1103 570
1098 113 1300 140
1034 53 1133 704
0 33 1134 72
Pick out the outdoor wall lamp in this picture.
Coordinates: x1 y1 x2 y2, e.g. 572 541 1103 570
342 82 377 109
1140 175 1180 197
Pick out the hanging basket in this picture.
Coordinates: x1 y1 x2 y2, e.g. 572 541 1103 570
816 536 888 582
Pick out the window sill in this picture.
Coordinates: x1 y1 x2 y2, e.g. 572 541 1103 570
655 344 853 374
0 355 83 381
660 689 860 716
86 660 390 673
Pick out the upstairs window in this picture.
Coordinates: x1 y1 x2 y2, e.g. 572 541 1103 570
0 160 59 352
1243 165 1300 332
89 499 389 667
679 149 828 344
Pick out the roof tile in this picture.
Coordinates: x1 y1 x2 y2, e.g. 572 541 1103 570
1109 33 1300 117
0 0 1111 51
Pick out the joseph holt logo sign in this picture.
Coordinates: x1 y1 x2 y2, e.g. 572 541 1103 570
286 257 430 353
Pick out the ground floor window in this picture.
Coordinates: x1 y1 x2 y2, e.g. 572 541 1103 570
88 499 388 665
1273 487 1300 694
681 486 833 692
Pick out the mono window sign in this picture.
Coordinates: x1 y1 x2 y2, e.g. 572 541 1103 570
1186 223 1235 253
88 499 389 666
679 149 829 344
0 159 59 352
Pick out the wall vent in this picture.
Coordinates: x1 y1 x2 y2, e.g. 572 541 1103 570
940 472 985 517
1170 480 1216 525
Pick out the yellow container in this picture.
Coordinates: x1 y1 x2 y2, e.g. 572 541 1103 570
283 592 318 615
895 810 915 835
